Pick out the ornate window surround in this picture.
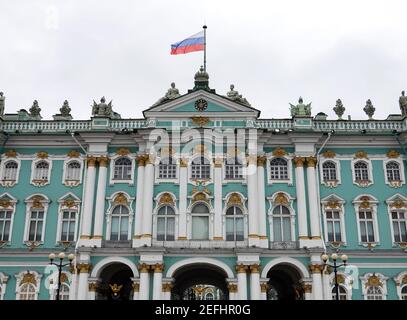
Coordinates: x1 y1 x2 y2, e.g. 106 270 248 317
152 192 178 241
55 192 81 245
266 191 296 242
393 271 407 300
383 158 405 188
30 158 52 187
15 270 42 300
360 273 388 300
46 271 72 300
266 153 293 186
351 158 373 187
188 153 214 185
321 194 347 246
0 157 21 187
105 191 135 240
0 272 9 300
353 194 380 246
62 157 84 187
222 152 247 183
0 192 18 243
329 272 353 300
187 192 214 240
23 194 50 244
319 158 341 188
109 153 135 186
154 155 179 183
385 193 407 246
222 192 248 241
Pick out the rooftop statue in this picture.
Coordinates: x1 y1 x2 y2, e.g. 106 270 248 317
29 100 42 119
153 82 181 106
399 90 407 117
92 96 121 118
0 92 4 116
60 100 71 117
363 99 375 120
333 99 345 120
290 97 311 117
225 84 251 106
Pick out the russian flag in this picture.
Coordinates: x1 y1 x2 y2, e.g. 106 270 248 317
171 30 204 55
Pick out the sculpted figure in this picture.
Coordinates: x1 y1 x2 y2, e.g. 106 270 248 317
399 91 407 116
226 84 250 106
0 92 4 116
153 82 181 106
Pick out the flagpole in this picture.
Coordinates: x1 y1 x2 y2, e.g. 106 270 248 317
203 25 207 72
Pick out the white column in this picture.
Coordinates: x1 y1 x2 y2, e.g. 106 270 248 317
178 159 188 240
162 282 172 300
87 282 97 300
138 264 150 300
249 264 261 300
257 157 268 248
133 156 145 246
80 157 97 240
306 157 320 238
260 281 268 300
310 264 324 300
214 158 223 240
247 156 259 246
152 264 163 300
303 283 313 300
294 157 308 239
76 263 91 300
93 157 108 243
227 283 238 300
141 158 154 246
322 270 331 300
131 278 140 300
236 264 248 300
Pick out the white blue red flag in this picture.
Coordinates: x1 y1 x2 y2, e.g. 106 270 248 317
170 30 205 55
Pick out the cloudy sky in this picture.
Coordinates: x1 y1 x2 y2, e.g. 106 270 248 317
1 0 406 120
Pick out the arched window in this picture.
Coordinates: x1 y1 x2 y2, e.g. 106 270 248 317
157 206 175 241
354 161 369 181
191 157 210 180
225 206 244 241
28 209 44 241
272 205 291 241
34 161 49 181
0 208 12 241
204 292 214 300
113 158 132 180
191 203 209 240
386 161 401 181
366 286 383 300
158 157 177 179
110 205 130 240
322 161 337 181
3 161 18 181
225 157 243 180
59 283 70 300
270 158 288 180
18 283 36 300
401 286 407 300
391 210 407 243
331 285 347 300
66 161 81 181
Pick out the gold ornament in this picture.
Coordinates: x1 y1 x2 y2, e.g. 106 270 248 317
63 198 77 208
275 192 288 205
132 282 140 291
359 196 371 209
366 274 382 287
402 275 407 285
194 144 207 154
214 157 223 168
303 283 312 293
109 283 123 294
4 150 17 158
67 150 80 158
0 199 12 208
138 263 150 273
309 264 324 273
322 150 336 158
76 263 92 274
153 263 164 273
114 193 128 205
192 192 208 203
228 283 238 293
272 147 287 157
227 193 243 206
191 116 210 127
86 157 97 167
326 200 340 209
257 156 267 166
392 199 406 209
37 151 48 159
159 193 174 206
21 273 37 286
98 156 109 167
386 150 400 158
354 151 368 159
180 158 188 167
260 283 269 292
235 264 248 273
116 148 130 156
31 195 45 209
60 273 68 284
88 282 99 292
293 157 305 167
306 156 317 168
162 283 172 292
136 154 149 166
161 147 174 156
249 264 260 273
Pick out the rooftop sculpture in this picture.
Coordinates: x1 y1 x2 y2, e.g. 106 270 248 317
92 97 121 119
290 97 311 117
153 82 181 106
400 91 407 117
225 84 251 106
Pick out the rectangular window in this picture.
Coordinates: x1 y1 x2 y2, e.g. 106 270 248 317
225 164 243 179
391 210 407 243
28 210 44 242
326 210 342 242
158 164 177 179
192 216 209 240
359 210 375 243
60 210 76 242
191 164 210 179
0 210 12 241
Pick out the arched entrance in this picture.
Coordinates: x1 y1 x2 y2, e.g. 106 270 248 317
96 263 133 300
171 264 229 300
266 264 304 300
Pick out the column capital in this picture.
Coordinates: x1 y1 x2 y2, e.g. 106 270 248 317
306 156 317 168
249 263 261 273
257 156 267 167
97 156 109 167
138 263 151 273
132 282 140 292
309 264 324 274
260 282 269 292
76 263 92 274
302 283 312 293
246 154 257 165
145 155 156 165
214 157 223 168
236 264 249 273
86 156 97 167
136 154 149 166
153 263 164 273
293 156 306 167
180 158 189 167
227 283 238 293
162 283 173 292
88 281 99 292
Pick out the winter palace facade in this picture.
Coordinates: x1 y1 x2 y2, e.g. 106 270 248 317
0 68 407 300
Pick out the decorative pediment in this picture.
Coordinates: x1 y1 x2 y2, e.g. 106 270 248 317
37 151 49 159
268 192 295 207
226 192 244 207
191 192 210 204
353 194 378 209
0 193 17 208
321 194 345 209
386 194 407 209
113 192 128 205
58 192 81 209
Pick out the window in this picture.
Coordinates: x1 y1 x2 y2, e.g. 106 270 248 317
326 210 342 242
191 204 209 240
59 283 70 300
157 206 175 241
401 286 407 300
225 157 243 180
28 209 44 241
354 161 369 181
0 209 12 241
270 158 288 180
204 292 214 300
225 206 244 241
60 210 76 242
3 161 18 181
18 283 36 300
110 205 129 240
191 157 210 180
66 161 81 181
158 157 177 179
386 161 401 181
391 210 407 243
33 161 49 181
113 158 132 180
366 286 383 300
358 209 375 243
322 161 337 181
272 205 291 242
332 286 347 300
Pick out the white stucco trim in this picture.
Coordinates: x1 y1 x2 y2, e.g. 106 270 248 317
360 272 388 300
321 194 347 245
0 272 9 300
261 257 310 279
55 192 81 245
222 192 248 241
62 157 84 187
152 192 179 241
394 271 407 300
266 154 293 186
154 154 180 183
266 192 296 242
165 257 234 278
30 158 52 187
319 158 341 187
0 157 21 187
105 191 135 241
328 272 353 300
353 194 380 245
23 194 50 243
108 154 135 186
90 256 139 278
383 158 405 188
0 192 17 243
15 270 42 300
351 158 373 187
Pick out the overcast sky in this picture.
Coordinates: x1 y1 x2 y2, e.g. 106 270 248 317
1 0 406 120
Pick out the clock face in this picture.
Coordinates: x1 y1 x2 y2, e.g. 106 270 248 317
195 99 208 111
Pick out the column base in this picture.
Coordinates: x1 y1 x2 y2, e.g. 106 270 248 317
78 238 102 247
299 238 324 249
133 236 152 247
258 237 268 248
248 237 259 247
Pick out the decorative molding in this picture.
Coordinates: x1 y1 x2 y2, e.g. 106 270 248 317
116 148 130 156
366 274 383 287
192 192 209 204
158 193 175 206
227 192 243 207
193 144 208 154
180 158 189 167
274 192 288 205
88 282 99 292
36 151 48 159
235 264 248 273
386 150 400 158
153 263 164 273
354 150 368 159
249 264 260 273
309 264 324 273
322 150 336 158
21 272 37 286
228 283 238 293
67 150 80 158
76 263 92 274
293 157 306 167
191 116 210 127
136 154 149 166
272 147 287 157
214 157 223 168
4 150 17 158
113 192 128 205
257 156 267 166
86 156 97 167
98 156 109 167
138 263 151 273
306 156 317 168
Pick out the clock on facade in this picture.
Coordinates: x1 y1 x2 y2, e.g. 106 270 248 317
195 99 208 111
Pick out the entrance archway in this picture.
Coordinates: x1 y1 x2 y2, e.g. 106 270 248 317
96 263 134 300
266 264 304 300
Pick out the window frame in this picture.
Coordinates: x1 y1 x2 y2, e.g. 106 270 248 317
15 271 41 301
383 158 405 188
109 155 135 185
189 201 212 241
351 159 373 187
55 193 81 245
321 195 347 245
224 156 244 181
108 205 131 241
360 273 388 301
0 272 9 300
266 155 293 185
156 156 179 182
319 158 341 187
353 195 380 246
329 273 353 300
386 194 407 246
0 193 17 243
105 192 135 241
189 155 213 182
23 194 50 244
394 271 407 300
62 158 84 186
155 205 177 241
267 192 296 243
224 205 245 242
30 159 52 187
0 158 21 187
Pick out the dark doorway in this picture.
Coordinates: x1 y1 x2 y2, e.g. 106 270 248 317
96 263 133 300
267 264 304 300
